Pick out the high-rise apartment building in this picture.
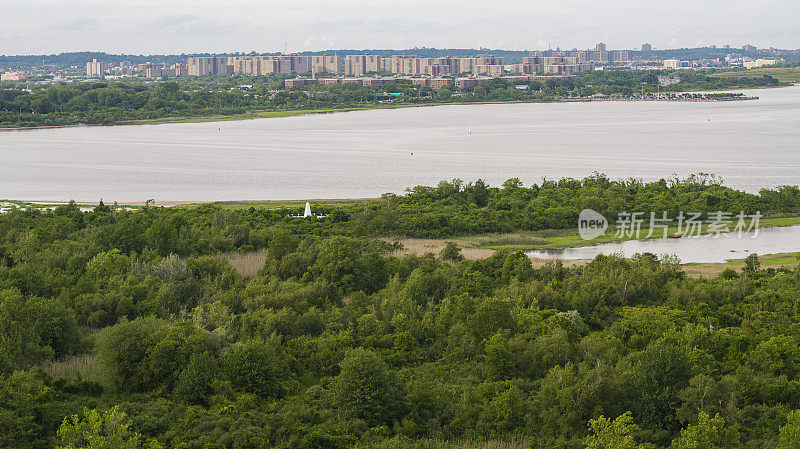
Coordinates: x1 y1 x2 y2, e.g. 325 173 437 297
522 52 593 75
86 59 109 77
310 55 341 74
343 55 383 75
191 55 326 76
187 56 230 76
614 51 632 62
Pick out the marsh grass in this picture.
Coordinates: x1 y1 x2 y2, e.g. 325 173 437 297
42 353 102 383
462 232 549 248
222 248 268 278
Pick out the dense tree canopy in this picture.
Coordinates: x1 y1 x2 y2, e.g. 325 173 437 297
0 177 799 448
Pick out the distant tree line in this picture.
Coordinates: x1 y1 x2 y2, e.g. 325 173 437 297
0 69 784 127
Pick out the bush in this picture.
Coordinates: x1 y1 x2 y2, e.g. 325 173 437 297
330 348 405 426
95 317 165 393
224 338 288 399
174 352 219 405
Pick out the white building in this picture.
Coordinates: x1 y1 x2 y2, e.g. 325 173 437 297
744 58 782 69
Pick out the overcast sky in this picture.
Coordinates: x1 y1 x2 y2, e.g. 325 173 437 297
3 0 799 55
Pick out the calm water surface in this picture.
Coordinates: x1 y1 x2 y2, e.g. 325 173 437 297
527 225 800 263
1 86 799 202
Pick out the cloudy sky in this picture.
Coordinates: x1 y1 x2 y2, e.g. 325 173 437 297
2 0 799 55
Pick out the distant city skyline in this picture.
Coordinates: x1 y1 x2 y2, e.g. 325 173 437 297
3 0 799 55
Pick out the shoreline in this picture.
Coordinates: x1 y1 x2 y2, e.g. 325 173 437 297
0 88 774 132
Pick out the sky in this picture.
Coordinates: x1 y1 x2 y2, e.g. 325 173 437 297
2 0 799 55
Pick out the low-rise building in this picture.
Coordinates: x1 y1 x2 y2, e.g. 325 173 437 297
744 58 782 69
411 78 454 89
285 78 318 88
455 77 491 89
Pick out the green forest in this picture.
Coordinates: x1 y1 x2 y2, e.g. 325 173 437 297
0 69 784 128
2 176 800 448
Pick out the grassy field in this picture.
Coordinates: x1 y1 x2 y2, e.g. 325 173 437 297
710 67 800 84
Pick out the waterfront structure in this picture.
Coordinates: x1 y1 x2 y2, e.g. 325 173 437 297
86 59 109 77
